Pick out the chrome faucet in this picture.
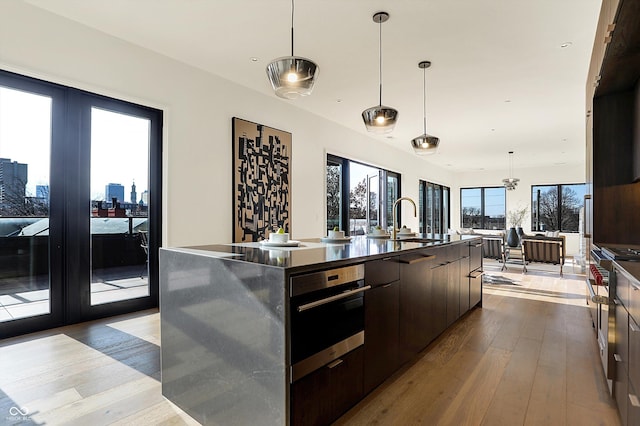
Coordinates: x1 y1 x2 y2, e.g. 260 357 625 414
392 197 417 240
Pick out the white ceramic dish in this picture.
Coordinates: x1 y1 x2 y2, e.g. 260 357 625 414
260 240 300 248
328 230 346 239
397 232 417 237
268 233 290 243
321 237 352 243
367 234 390 239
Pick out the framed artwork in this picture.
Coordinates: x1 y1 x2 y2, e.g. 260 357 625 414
232 117 291 242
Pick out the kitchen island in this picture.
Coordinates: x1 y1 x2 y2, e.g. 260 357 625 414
160 234 483 425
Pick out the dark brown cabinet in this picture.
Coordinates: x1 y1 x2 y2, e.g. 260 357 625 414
364 280 399 394
398 250 438 365
290 347 363 426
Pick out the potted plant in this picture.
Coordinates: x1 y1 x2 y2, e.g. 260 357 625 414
506 205 528 247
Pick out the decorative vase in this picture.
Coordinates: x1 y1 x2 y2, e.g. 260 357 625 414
516 226 525 244
507 227 519 247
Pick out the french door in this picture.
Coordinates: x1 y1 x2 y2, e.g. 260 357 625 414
0 70 162 338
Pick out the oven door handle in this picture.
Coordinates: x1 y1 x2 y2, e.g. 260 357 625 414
297 285 372 312
586 278 608 304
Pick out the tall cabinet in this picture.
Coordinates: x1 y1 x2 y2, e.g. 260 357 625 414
585 0 640 250
586 0 640 424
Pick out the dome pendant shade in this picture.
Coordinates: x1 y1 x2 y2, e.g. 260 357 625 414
362 12 398 133
362 105 399 134
411 134 439 155
411 60 439 155
266 56 319 99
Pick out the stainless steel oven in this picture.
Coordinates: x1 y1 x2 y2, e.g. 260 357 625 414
289 264 369 382
589 246 640 395
588 247 614 393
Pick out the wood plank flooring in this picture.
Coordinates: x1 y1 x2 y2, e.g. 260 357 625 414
0 266 620 425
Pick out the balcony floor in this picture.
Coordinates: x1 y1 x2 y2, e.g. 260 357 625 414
0 265 149 322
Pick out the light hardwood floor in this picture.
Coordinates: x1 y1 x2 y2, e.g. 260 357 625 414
0 266 620 425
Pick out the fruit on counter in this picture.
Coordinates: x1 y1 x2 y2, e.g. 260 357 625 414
333 226 340 231
277 227 285 234
375 225 382 230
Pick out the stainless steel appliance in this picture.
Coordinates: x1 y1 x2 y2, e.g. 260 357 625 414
289 264 369 382
588 247 614 393
588 246 640 395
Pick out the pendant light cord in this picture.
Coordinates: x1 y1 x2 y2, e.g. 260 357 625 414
290 0 295 56
378 17 383 106
422 67 427 134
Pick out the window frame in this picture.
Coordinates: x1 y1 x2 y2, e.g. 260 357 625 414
419 180 450 235
460 186 506 230
531 183 586 233
326 154 401 235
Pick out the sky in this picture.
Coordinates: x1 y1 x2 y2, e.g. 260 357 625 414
0 87 149 202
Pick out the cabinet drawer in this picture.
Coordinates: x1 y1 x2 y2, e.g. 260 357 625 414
365 257 399 286
630 380 640 426
629 316 640 392
616 267 631 311
616 303 630 380
469 240 483 271
629 275 640 326
290 346 363 426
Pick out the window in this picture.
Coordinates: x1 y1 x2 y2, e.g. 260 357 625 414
326 154 400 235
531 183 586 232
460 187 506 230
0 69 162 338
419 180 450 234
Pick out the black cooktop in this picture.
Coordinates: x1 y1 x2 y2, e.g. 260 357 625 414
602 247 640 261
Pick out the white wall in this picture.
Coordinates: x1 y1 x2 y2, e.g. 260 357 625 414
0 1 453 247
455 163 586 255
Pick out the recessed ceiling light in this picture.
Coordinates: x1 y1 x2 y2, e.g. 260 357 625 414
491 128 495 131
250 57 259 62
560 42 572 48
336 99 342 103
504 100 511 103
386 135 394 139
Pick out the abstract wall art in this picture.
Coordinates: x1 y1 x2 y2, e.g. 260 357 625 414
232 117 291 242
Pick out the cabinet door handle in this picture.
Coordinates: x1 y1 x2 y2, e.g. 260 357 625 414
614 353 622 362
629 394 640 408
630 322 640 333
326 359 343 369
382 283 392 288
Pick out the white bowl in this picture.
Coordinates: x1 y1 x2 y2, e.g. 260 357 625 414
398 227 413 235
372 228 386 235
269 232 290 243
328 230 345 239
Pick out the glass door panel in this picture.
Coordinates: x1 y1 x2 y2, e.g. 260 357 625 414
326 160 342 234
0 86 52 322
89 107 150 306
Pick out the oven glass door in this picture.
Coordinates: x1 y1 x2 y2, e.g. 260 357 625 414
290 280 365 364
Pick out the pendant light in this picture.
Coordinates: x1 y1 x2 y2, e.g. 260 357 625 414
266 0 319 99
502 151 520 190
362 12 398 134
411 60 439 155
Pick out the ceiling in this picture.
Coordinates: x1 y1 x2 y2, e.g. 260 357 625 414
24 0 601 172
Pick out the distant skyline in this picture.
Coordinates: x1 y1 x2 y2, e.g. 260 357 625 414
0 87 149 201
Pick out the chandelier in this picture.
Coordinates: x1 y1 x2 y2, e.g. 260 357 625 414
502 151 519 190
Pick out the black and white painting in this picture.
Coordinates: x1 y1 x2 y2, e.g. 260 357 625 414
232 117 291 242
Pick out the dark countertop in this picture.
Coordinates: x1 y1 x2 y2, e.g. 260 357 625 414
614 260 640 283
164 234 482 273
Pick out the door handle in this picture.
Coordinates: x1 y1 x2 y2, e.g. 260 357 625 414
326 359 343 369
297 286 371 312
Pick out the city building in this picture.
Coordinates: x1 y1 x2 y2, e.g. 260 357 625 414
104 182 124 206
0 157 28 214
